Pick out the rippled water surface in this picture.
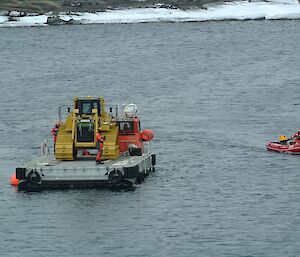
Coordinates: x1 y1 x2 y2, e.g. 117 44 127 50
1 21 300 256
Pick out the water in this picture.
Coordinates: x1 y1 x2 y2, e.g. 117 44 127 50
1 21 300 256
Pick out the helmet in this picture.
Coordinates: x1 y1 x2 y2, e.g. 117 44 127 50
279 135 287 141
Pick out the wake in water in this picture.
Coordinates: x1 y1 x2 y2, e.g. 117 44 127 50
0 0 299 27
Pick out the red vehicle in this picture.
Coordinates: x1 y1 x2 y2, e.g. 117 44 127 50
118 117 143 153
117 104 154 154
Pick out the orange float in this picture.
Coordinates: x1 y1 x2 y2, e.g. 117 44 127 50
141 129 154 141
10 172 19 186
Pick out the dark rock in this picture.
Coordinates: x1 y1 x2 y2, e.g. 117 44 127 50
8 16 19 21
47 15 78 25
47 15 67 25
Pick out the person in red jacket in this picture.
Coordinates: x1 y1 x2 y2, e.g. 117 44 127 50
291 129 300 143
51 122 60 151
96 129 105 164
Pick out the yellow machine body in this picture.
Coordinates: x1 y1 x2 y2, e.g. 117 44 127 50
55 97 119 160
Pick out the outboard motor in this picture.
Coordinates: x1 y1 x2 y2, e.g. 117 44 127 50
128 144 142 156
27 170 41 184
18 169 42 191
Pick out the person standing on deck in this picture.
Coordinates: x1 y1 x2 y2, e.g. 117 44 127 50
51 121 60 151
96 129 105 164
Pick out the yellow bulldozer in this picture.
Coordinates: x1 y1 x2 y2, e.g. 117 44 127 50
55 96 119 160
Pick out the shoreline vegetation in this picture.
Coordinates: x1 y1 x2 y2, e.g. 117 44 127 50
0 0 227 15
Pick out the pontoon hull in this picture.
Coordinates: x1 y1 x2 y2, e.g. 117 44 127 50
266 142 300 154
16 153 156 192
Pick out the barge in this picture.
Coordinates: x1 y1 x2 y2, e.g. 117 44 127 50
14 96 156 191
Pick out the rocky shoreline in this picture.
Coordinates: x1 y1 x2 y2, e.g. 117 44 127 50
0 0 226 15
0 0 225 25
1 0 299 27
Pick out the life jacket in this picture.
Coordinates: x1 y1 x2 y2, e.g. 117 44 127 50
52 126 59 136
51 127 59 143
96 131 104 143
293 131 300 139
294 132 300 141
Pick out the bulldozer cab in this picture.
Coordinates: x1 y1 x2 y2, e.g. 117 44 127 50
74 98 101 144
76 99 101 116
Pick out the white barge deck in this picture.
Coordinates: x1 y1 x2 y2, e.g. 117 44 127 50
16 153 156 191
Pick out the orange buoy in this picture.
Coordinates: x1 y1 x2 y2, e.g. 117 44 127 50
10 172 19 186
140 129 154 141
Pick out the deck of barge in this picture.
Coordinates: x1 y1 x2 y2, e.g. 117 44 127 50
16 153 155 191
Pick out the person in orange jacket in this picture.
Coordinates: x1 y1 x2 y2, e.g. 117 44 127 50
291 129 300 143
96 129 105 164
51 122 60 151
